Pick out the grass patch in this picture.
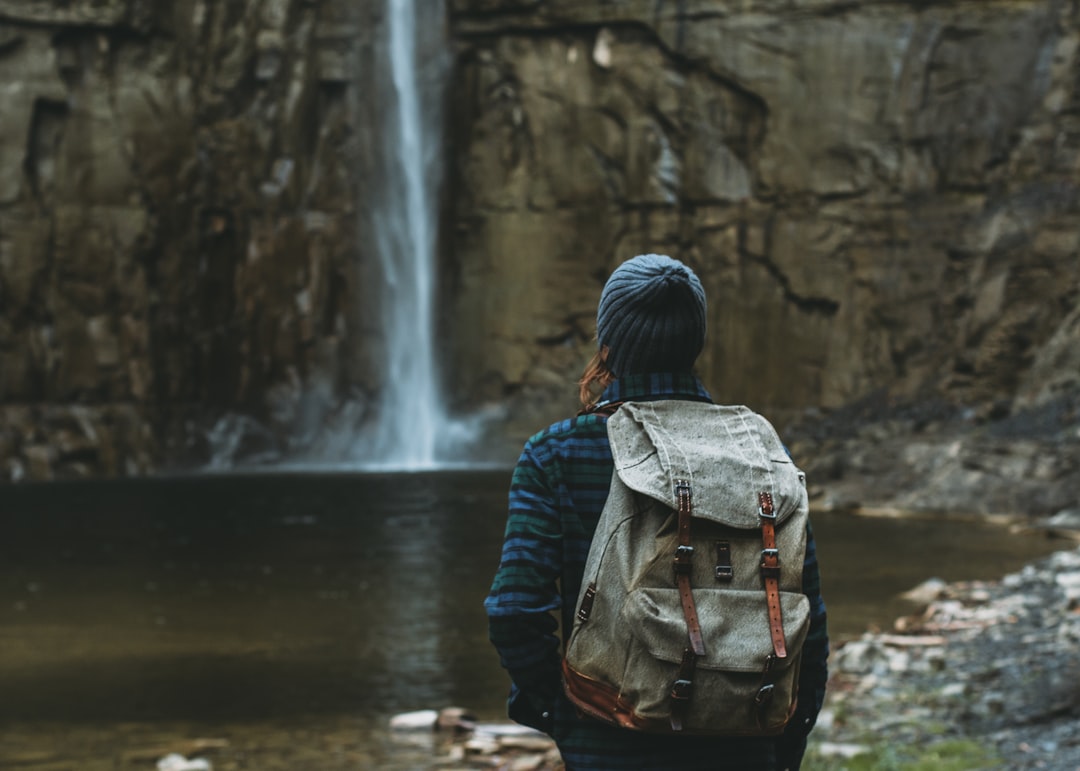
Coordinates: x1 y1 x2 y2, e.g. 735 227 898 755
802 738 1000 771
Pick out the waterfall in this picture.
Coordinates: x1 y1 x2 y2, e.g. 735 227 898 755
201 0 492 473
355 0 474 469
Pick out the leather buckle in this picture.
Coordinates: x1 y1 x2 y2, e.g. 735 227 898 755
674 545 694 575
714 540 733 581
577 583 597 623
670 678 693 702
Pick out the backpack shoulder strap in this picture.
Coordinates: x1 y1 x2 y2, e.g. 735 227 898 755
577 400 624 418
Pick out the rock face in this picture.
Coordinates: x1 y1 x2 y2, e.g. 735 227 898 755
445 1 1080 440
0 0 385 479
2 1 1080 490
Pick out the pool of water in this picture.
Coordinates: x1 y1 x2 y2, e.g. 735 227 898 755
0 472 1065 769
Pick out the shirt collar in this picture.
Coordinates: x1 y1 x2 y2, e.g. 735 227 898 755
597 372 712 407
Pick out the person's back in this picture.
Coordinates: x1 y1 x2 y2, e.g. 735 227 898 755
485 254 829 770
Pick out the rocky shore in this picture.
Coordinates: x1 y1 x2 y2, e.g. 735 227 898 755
786 390 1080 526
404 542 1080 771
807 544 1080 771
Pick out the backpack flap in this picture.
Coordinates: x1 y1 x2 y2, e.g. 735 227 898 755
607 401 806 530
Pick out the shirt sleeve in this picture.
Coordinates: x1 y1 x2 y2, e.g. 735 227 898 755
777 519 830 768
485 441 564 715
800 519 830 713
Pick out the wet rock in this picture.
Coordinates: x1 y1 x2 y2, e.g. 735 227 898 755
1046 507 1080 531
386 714 563 769
437 706 477 731
156 755 212 771
899 578 949 607
463 735 501 755
389 710 439 731
833 637 914 677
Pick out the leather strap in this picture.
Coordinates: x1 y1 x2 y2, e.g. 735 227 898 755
675 481 706 657
668 647 697 732
759 491 787 659
670 480 704 731
754 653 779 730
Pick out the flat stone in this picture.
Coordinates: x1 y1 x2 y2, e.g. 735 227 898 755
463 736 500 755
900 578 949 606
157 755 212 771
389 710 439 731
498 735 556 752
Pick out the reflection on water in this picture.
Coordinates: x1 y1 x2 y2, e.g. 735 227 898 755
0 473 1064 768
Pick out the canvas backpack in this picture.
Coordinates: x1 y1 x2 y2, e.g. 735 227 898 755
562 400 811 736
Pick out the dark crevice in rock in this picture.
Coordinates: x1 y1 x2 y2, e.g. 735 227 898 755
585 143 626 203
748 254 841 317
449 5 547 26
628 21 770 125
677 12 731 23
793 1 863 19
535 328 576 346
0 29 25 56
817 190 868 203
22 97 68 214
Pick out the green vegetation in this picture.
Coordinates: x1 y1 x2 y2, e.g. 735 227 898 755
802 738 1001 771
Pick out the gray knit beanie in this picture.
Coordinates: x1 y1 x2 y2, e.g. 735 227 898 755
596 253 707 377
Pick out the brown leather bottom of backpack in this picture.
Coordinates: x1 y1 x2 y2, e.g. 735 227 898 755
562 658 658 731
561 658 792 736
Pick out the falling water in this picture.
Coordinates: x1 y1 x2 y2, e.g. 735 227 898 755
355 0 476 469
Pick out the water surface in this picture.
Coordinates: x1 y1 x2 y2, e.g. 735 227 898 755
0 472 1064 768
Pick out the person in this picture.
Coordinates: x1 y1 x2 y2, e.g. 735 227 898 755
485 253 829 770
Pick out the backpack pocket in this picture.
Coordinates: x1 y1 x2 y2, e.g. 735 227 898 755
624 587 811 671
616 587 811 734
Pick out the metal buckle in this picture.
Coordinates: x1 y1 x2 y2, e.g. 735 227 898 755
670 678 694 702
760 548 780 580
758 505 777 521
674 545 695 575
576 583 597 623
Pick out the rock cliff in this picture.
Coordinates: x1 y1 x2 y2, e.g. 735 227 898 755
447 0 1080 424
0 0 382 478
2 0 1079 511
444 1 1080 516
